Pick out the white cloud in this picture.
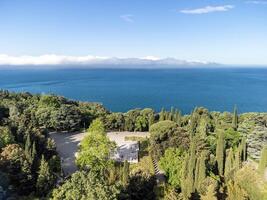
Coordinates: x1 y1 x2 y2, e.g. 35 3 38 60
120 14 134 22
0 54 109 65
180 5 234 14
246 1 267 4
0 54 215 67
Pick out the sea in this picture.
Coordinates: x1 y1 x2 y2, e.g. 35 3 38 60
0 67 267 114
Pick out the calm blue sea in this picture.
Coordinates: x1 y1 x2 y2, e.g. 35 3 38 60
0 68 267 113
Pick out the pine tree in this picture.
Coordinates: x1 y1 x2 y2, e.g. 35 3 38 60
232 106 238 131
216 130 225 176
224 148 234 178
36 155 54 196
122 160 130 187
258 146 267 175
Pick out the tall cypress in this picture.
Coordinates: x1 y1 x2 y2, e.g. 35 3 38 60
175 110 182 126
159 108 165 121
258 146 267 175
240 137 247 161
234 147 241 170
224 148 234 177
188 138 197 194
36 155 54 196
194 156 200 190
200 184 217 200
31 141 37 162
181 154 191 199
216 130 225 176
170 107 175 121
232 106 238 131
25 133 31 162
197 151 206 190
122 160 130 187
148 113 155 127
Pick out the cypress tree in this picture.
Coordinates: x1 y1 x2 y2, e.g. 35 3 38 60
200 184 217 200
227 180 247 200
25 133 31 162
175 110 182 126
232 106 238 131
216 130 225 176
197 151 206 191
194 156 200 190
36 155 54 196
31 141 37 163
122 160 130 187
188 139 197 194
170 107 175 121
224 148 234 178
148 114 154 128
159 108 165 121
240 137 247 161
181 154 191 199
234 148 241 170
258 146 267 175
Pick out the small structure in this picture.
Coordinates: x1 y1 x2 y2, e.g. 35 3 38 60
107 132 149 163
110 141 139 163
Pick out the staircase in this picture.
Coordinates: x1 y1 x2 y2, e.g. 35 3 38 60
152 157 166 184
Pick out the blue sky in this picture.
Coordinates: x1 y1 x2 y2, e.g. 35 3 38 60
0 0 267 65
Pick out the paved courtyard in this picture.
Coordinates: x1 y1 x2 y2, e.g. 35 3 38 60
50 131 149 176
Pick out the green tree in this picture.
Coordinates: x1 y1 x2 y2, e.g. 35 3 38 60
224 148 234 178
135 115 148 131
200 184 217 200
258 146 267 175
159 107 166 121
124 109 141 131
148 113 155 127
188 139 197 194
51 170 120 200
240 137 246 161
88 118 105 134
234 148 241 170
195 151 207 191
181 154 191 199
36 155 54 196
159 148 185 187
0 126 14 149
232 106 238 131
24 133 32 162
216 130 225 176
122 160 130 187
227 180 247 200
149 120 189 159
76 119 116 171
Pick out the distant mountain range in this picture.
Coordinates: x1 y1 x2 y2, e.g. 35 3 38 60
0 54 219 68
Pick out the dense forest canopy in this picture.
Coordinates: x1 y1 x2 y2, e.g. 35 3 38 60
0 90 266 200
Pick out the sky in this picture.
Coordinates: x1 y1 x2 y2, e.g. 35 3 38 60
0 0 267 65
